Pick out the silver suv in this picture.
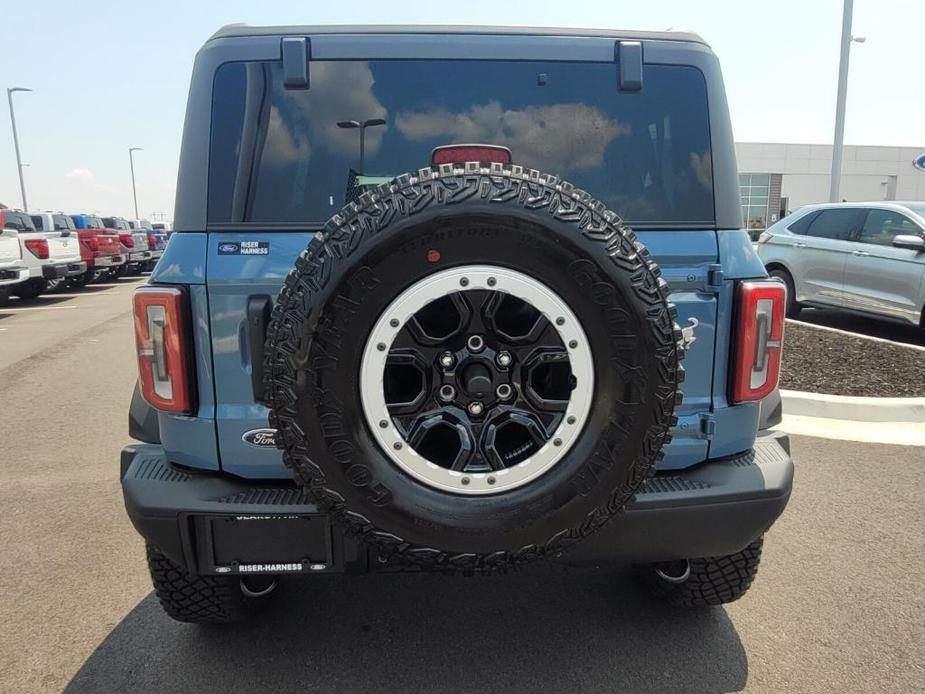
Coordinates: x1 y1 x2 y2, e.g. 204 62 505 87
757 202 925 325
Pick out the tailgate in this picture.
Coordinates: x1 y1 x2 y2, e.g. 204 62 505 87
206 230 720 478
97 233 122 256
0 235 21 264
47 233 82 263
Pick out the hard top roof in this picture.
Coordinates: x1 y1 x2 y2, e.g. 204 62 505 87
208 23 708 46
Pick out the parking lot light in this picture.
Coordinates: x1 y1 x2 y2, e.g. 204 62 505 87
7 87 33 212
129 147 143 219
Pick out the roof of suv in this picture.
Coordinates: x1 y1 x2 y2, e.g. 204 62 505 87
208 23 708 46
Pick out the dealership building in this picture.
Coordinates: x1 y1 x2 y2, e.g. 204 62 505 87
734 142 925 233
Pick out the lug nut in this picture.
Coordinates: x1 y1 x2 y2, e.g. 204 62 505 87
467 335 485 353
439 352 455 369
496 351 512 368
468 401 484 417
496 383 513 400
438 385 456 402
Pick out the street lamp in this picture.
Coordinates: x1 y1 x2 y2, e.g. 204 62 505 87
829 0 866 202
128 147 143 219
337 118 386 174
7 87 33 212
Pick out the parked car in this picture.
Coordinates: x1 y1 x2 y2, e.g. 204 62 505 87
70 214 126 284
122 24 794 625
28 213 88 292
151 221 173 237
1 211 84 299
102 216 150 276
757 201 925 324
130 219 167 270
0 209 30 303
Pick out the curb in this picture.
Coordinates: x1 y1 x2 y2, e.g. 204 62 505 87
786 318 925 353
781 389 925 423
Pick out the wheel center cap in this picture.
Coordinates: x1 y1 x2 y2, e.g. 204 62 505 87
461 362 493 397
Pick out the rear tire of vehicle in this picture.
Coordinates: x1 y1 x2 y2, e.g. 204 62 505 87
635 537 764 606
145 545 276 624
12 279 46 300
768 269 800 318
69 271 91 288
264 163 684 573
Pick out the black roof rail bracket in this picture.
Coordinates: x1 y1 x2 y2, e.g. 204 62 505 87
617 40 643 91
281 37 311 90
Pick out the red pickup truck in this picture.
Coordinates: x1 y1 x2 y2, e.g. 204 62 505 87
69 214 125 285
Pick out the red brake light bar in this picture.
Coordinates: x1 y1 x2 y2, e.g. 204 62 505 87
133 287 193 414
431 144 512 166
731 280 786 403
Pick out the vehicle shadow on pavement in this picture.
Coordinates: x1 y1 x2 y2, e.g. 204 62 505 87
65 564 746 693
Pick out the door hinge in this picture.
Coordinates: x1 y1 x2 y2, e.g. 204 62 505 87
281 37 311 90
707 264 724 291
699 413 716 439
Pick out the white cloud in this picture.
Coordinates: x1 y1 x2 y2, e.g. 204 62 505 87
396 102 630 174
65 167 94 181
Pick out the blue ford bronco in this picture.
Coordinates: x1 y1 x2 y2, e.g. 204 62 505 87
122 24 794 623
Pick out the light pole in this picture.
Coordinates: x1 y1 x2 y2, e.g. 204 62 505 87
337 118 386 174
829 0 865 202
7 87 33 212
129 147 143 219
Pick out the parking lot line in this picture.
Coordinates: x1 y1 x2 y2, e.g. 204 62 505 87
0 305 78 313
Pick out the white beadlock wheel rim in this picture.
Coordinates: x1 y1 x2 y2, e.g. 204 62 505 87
360 265 594 495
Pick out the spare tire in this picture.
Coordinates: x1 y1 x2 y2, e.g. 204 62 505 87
264 162 683 572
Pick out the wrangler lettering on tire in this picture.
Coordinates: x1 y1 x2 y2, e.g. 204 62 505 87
264 162 684 572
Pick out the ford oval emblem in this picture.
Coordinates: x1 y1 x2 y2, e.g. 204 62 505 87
242 428 278 448
914 153 925 172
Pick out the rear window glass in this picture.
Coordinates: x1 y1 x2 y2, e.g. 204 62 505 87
30 215 47 231
52 214 75 231
208 60 714 227
4 211 35 231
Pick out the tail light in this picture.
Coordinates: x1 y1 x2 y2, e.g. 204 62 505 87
147 234 157 250
24 239 49 259
133 287 193 413
431 144 512 166
87 235 99 252
731 281 786 403
119 233 134 248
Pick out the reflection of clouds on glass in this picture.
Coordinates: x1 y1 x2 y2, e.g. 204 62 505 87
688 151 713 189
396 102 629 174
263 106 311 165
281 62 388 157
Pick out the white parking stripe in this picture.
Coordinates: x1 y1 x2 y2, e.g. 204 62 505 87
0 305 78 313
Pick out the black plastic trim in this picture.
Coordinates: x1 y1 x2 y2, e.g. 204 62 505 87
121 430 793 573
128 382 161 444
246 295 273 403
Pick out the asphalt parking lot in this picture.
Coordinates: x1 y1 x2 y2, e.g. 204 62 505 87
1 280 923 693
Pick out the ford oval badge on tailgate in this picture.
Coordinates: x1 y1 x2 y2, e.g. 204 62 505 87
242 428 278 448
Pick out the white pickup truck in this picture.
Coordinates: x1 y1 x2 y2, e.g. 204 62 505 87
11 212 87 298
0 209 30 303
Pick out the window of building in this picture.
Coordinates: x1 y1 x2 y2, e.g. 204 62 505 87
739 173 770 238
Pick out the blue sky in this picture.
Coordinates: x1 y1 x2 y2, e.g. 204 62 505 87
2 0 923 220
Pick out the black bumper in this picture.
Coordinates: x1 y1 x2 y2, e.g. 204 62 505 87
42 264 70 279
121 431 793 575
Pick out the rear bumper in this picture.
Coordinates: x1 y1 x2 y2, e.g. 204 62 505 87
65 261 88 276
127 251 152 263
91 254 125 268
121 430 793 575
0 267 29 286
42 264 70 279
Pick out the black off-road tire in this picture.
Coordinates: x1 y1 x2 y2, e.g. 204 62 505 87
145 545 274 624
768 268 800 318
12 279 45 300
636 537 764 606
264 162 684 573
69 271 91 288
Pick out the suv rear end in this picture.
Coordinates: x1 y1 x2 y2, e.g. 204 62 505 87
122 25 793 625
